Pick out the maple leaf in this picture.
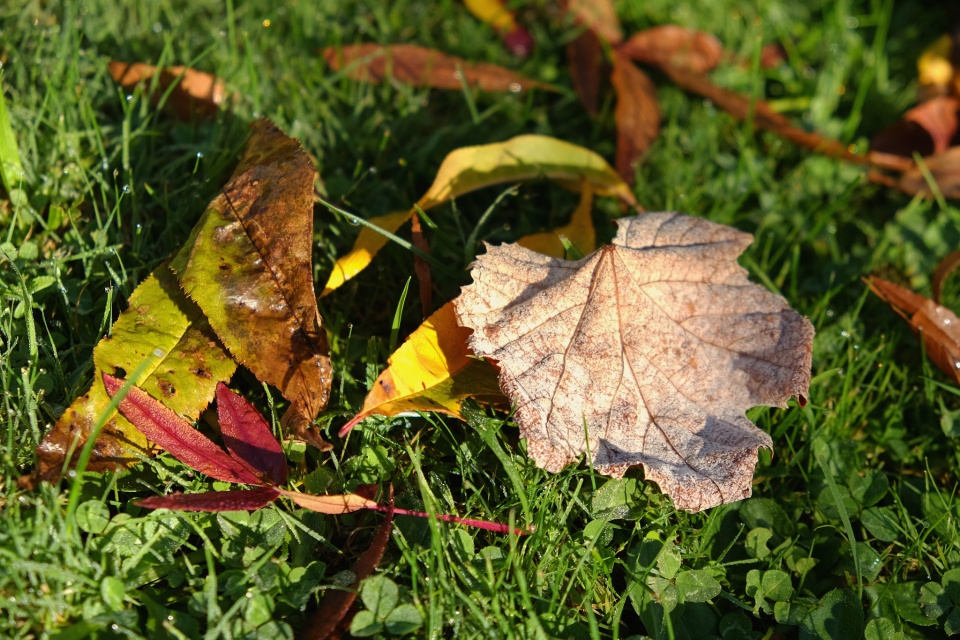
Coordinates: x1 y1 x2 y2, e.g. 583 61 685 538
455 213 814 513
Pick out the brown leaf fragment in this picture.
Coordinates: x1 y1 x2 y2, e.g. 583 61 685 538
323 44 548 92
455 213 814 513
170 119 333 445
304 486 395 640
619 26 724 74
872 147 960 199
410 211 433 315
566 27 607 115
565 0 623 44
871 96 960 158
660 64 867 165
867 276 960 385
108 61 226 121
611 52 660 183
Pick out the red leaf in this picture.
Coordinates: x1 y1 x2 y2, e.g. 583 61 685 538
137 487 280 512
872 96 960 158
102 373 261 485
215 383 287 485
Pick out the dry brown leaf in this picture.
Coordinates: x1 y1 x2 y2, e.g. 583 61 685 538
933 250 960 304
619 25 724 74
566 27 606 116
108 61 226 121
455 213 813 513
870 146 960 199
323 44 548 92
611 52 660 183
565 0 623 44
867 276 960 385
660 63 866 165
871 96 960 158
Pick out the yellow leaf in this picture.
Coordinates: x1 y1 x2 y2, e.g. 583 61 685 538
463 0 518 32
277 489 378 514
341 301 504 434
320 134 635 296
516 186 595 258
918 34 955 96
320 209 412 296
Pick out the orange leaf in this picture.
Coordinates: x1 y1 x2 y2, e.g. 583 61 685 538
872 96 960 158
619 26 725 74
340 301 504 435
108 61 226 121
323 43 548 92
276 489 379 514
869 147 960 199
867 277 960 385
611 52 660 183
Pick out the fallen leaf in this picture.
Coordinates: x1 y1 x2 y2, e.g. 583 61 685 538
108 61 226 121
276 489 379 514
867 276 960 385
410 211 433 315
304 487 395 640
216 382 287 485
611 52 660 182
918 33 958 100
871 96 960 158
660 63 866 165
566 27 607 116
619 25 725 74
565 0 622 44
103 373 261 485
340 301 503 435
321 134 636 296
759 43 787 69
323 44 548 92
516 185 596 257
870 147 960 199
462 0 535 57
33 265 237 482
138 487 281 512
170 119 333 443
455 213 814 512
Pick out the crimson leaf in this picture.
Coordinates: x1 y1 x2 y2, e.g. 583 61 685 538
137 486 280 511
102 373 261 485
216 382 287 485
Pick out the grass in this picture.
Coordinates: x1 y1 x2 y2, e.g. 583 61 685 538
2 0 960 637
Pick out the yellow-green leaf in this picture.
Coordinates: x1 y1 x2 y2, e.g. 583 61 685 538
341 301 504 433
35 266 237 481
321 134 635 296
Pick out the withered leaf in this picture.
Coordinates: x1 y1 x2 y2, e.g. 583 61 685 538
660 64 866 166
455 213 813 513
462 0 535 57
170 119 332 443
619 25 725 74
870 146 960 199
33 265 236 483
566 25 607 115
871 95 960 158
867 276 960 385
323 44 548 92
611 52 660 182
108 61 226 121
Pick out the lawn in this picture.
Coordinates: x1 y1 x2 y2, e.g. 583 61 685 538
2 0 960 638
